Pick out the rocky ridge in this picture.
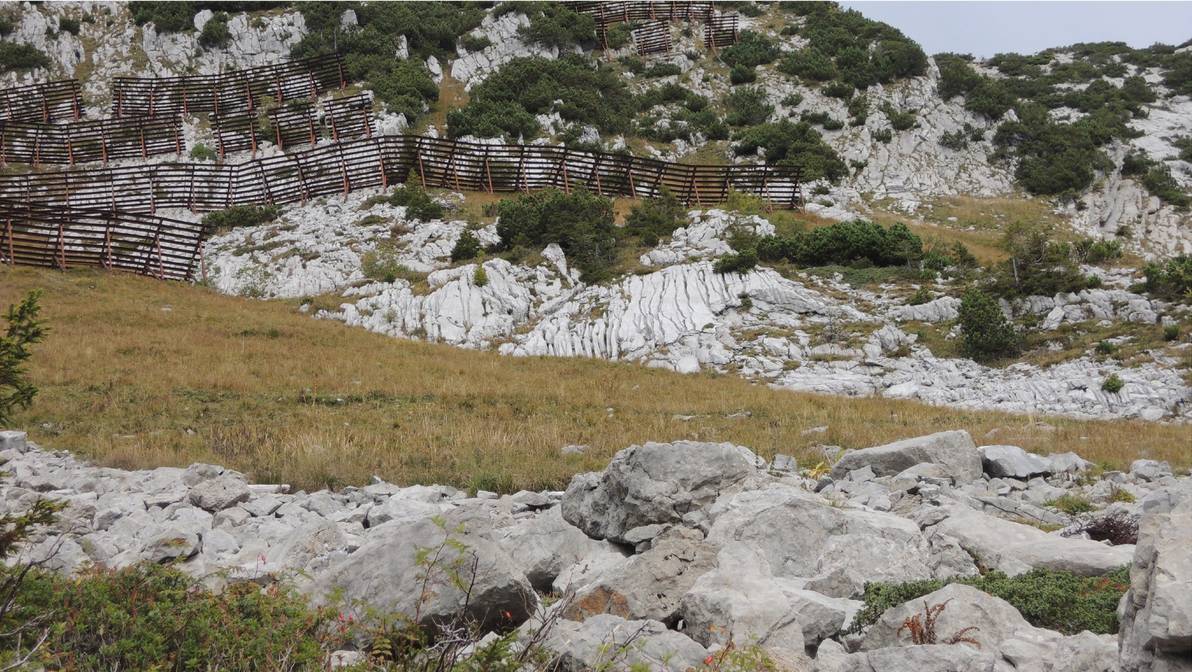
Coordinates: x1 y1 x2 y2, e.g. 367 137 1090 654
2 428 1189 670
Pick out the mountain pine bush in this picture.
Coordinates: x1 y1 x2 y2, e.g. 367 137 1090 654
959 287 1019 361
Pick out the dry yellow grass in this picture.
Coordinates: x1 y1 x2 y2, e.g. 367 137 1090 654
2 266 1188 492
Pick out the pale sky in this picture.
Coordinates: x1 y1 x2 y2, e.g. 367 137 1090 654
840 2 1192 58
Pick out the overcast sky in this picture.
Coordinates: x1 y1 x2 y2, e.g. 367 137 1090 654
840 2 1192 58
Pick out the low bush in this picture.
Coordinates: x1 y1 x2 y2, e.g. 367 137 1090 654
958 287 1019 361
5 564 339 670
200 205 281 232
1175 136 1192 163
1081 512 1138 545
908 287 932 305
725 86 772 126
450 229 482 262
882 104 918 131
0 43 50 70
1073 237 1122 264
822 80 854 99
1143 255 1192 302
189 143 217 161
750 220 923 269
872 128 893 144
495 189 616 281
778 48 836 82
448 56 634 140
625 188 686 246
991 221 1093 298
458 33 491 52
854 567 1130 635
1163 324 1180 341
129 1 195 32
361 248 420 284
198 11 230 48
714 249 759 275
1101 373 1125 394
1047 493 1095 514
517 2 596 50
729 64 757 85
935 53 983 100
720 30 779 70
643 62 682 78
733 121 848 183
58 16 81 36
472 264 488 287
375 184 444 222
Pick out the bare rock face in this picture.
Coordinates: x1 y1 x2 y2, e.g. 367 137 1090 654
310 513 538 632
535 614 708 672
560 440 764 544
1118 485 1192 672
831 430 982 483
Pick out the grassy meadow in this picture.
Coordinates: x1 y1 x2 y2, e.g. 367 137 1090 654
2 265 1188 492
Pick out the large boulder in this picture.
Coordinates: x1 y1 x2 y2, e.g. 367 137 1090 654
814 643 998 672
310 513 537 632
705 484 935 598
563 527 717 624
1118 488 1192 671
535 614 708 672
680 547 858 656
493 507 610 592
188 474 251 512
861 584 1032 652
562 441 763 544
981 445 1052 480
831 431 982 482
923 505 1134 577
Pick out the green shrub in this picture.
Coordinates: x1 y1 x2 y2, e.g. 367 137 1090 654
822 80 854 99
472 264 488 287
451 229 483 262
1101 373 1125 393
733 121 848 183
496 189 616 281
0 14 14 37
935 53 982 100
1141 165 1190 208
198 11 230 48
448 56 633 140
720 30 779 69
372 184 444 222
1046 493 1095 514
458 33 491 52
714 249 759 275
200 205 281 232
725 86 772 127
847 94 869 125
293 2 483 120
643 62 682 78
751 220 923 268
958 287 1019 361
729 64 757 85
129 1 195 32
1073 237 1122 264
881 104 917 131
872 128 892 144
908 287 932 305
189 143 217 161
853 567 1130 635
361 248 420 284
1143 255 1192 302
1095 340 1119 356
781 3 925 88
778 48 836 82
625 188 686 246
58 16 81 35
991 221 1092 298
4 564 339 670
1163 324 1180 341
1 291 46 426
518 2 596 50
939 129 969 150
0 43 50 70
1175 136 1192 163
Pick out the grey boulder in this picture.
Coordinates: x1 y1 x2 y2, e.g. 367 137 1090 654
310 513 537 632
861 584 1032 652
188 474 251 512
535 614 708 672
814 643 997 672
493 506 608 592
981 445 1052 479
831 431 982 483
562 440 763 544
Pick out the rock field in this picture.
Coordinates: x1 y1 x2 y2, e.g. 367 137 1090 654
2 428 1188 670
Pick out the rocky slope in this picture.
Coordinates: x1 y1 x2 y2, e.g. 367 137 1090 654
3 428 1188 670
200 189 1192 422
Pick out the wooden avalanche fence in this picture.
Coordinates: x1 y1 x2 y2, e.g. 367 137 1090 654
577 2 713 23
112 53 346 118
1 80 82 123
705 12 740 49
0 198 205 280
0 117 183 166
0 135 803 215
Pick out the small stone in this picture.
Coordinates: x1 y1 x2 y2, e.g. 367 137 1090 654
560 444 588 455
1130 459 1173 483
771 454 797 473
188 475 251 512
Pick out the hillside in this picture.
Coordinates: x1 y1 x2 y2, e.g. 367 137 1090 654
1 3 1192 672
